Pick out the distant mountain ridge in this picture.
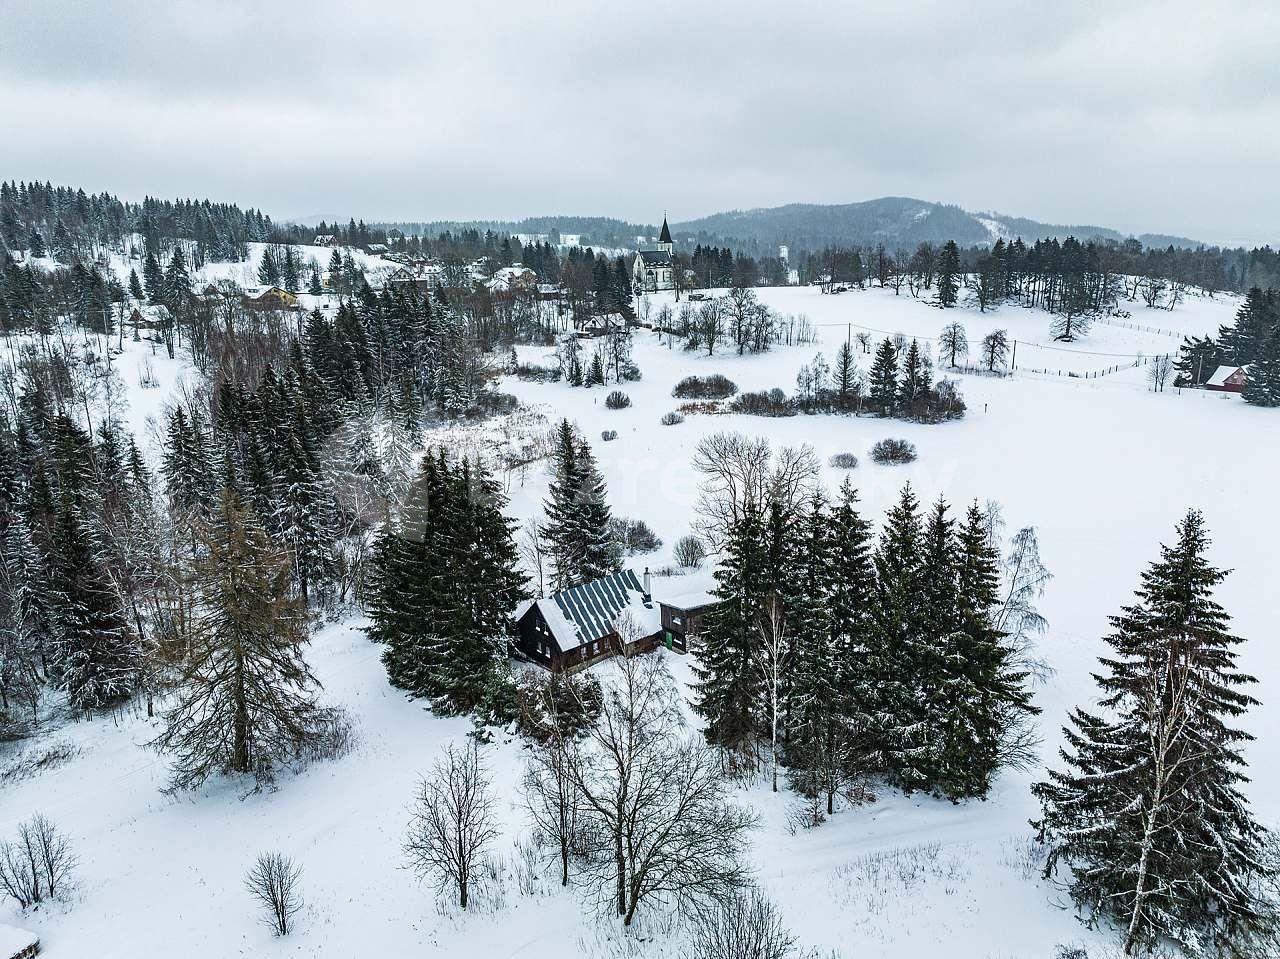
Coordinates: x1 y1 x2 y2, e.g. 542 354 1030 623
355 197 1204 256
668 198 1204 256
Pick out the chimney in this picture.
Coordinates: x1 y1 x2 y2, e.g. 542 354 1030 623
642 567 652 605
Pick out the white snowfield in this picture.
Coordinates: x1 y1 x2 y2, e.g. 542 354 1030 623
4 277 1277 959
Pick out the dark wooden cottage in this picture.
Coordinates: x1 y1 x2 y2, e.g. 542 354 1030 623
514 568 705 673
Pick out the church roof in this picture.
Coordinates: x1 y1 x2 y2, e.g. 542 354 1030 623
658 217 672 244
637 250 673 266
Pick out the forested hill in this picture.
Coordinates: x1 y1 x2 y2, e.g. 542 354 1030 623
668 198 1205 258
369 198 1205 259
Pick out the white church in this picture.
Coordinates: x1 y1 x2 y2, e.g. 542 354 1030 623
631 216 676 292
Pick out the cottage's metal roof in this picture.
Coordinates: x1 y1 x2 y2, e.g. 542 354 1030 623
541 568 645 651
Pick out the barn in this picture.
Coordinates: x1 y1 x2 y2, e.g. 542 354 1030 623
513 568 713 673
1205 364 1248 392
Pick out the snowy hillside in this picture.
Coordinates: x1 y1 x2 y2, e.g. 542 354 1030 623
4 278 1276 959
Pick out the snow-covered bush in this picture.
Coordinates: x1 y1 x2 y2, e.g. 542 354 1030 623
828 452 858 470
610 516 663 555
673 374 738 400
673 534 707 569
689 889 796 959
601 429 618 442
661 411 685 425
605 390 632 409
870 438 917 465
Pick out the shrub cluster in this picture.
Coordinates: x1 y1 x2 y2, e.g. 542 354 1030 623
513 362 561 383
829 452 859 469
673 374 738 400
661 411 685 425
729 389 796 417
673 535 707 569
601 429 618 442
870 438 917 464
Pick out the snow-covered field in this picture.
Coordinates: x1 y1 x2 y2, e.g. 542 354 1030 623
4 280 1275 958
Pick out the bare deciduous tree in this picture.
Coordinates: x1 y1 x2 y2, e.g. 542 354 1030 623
692 433 819 548
0 814 76 909
1147 354 1173 392
689 889 797 959
405 740 499 910
755 594 787 793
522 729 582 887
561 652 757 926
938 321 969 367
245 851 303 936
981 329 1010 372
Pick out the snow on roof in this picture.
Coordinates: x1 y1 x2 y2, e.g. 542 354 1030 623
1206 364 1245 387
0 924 38 956
649 567 718 611
536 568 647 651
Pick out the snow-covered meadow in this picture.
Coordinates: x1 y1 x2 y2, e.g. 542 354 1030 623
3 277 1276 959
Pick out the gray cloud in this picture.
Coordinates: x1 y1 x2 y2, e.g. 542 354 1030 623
0 0 1276 244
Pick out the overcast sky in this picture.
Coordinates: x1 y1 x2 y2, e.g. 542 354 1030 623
1 0 1276 244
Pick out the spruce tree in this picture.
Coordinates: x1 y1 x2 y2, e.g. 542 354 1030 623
1242 332 1280 407
868 337 899 415
163 247 190 306
153 487 330 791
540 421 618 590
258 246 280 286
128 268 145 302
897 339 932 417
51 500 138 712
692 498 768 765
936 240 961 308
870 484 927 785
952 502 1038 798
1033 511 1277 955
143 249 164 303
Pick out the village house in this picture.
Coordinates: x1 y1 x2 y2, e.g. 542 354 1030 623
632 216 676 292
313 234 338 247
513 567 716 673
487 264 538 294
1204 364 1248 392
365 243 390 255
241 286 300 311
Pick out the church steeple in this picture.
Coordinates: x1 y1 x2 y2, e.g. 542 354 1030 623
657 214 672 253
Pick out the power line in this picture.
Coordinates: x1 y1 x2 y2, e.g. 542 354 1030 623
808 318 1163 359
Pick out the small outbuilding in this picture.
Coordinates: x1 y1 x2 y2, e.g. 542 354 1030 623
1205 365 1247 393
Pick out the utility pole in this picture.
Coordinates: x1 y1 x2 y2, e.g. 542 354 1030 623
1011 339 1018 371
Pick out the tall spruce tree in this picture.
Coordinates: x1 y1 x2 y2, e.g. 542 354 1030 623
868 337 899 414
540 420 619 590
1033 511 1276 955
936 240 961 308
870 484 928 786
692 498 769 765
51 500 138 712
153 486 330 791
